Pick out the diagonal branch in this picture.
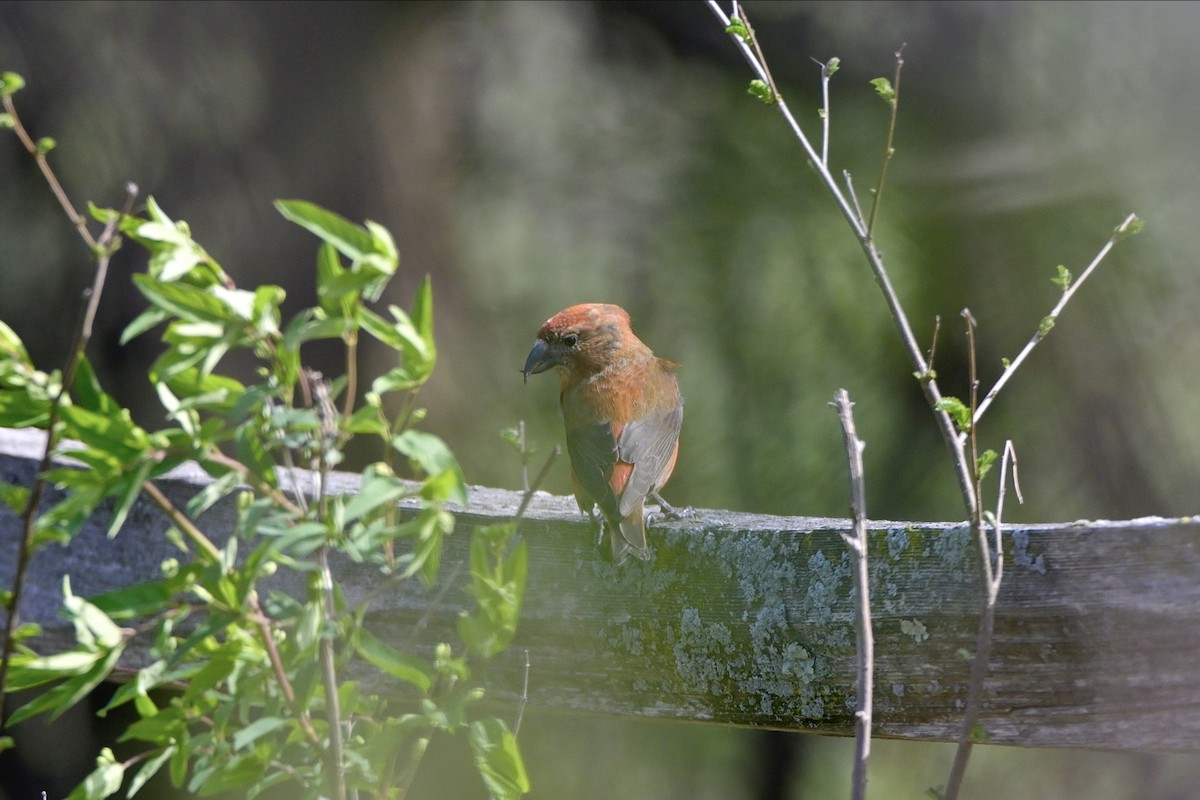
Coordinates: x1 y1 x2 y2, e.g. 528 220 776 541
971 213 1142 428
708 0 976 516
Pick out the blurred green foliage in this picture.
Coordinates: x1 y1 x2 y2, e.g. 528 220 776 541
3 1 1198 797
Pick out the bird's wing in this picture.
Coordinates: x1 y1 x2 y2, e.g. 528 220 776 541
616 401 683 519
565 421 622 521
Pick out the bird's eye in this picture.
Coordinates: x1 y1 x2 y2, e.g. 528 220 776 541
562 333 579 347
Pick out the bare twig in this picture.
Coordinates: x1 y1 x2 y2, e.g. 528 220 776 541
2 95 98 251
813 57 837 168
513 648 531 738
831 389 873 800
518 420 530 492
942 312 1012 800
867 47 905 239
843 171 866 228
925 315 942 378
514 445 561 523
140 481 224 563
971 213 1142 428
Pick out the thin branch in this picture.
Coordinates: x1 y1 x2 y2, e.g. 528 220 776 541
518 420 529 493
139 481 225 563
341 332 358 424
249 596 322 745
813 57 836 168
304 369 348 800
843 171 866 228
971 213 1141 428
0 108 137 726
709 0 977 517
943 310 1008 800
925 315 942 378
2 95 97 250
831 389 873 800
513 648 531 738
867 46 905 239
206 449 305 516
514 445 561 523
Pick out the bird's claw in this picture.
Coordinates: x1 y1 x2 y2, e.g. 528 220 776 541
649 491 692 522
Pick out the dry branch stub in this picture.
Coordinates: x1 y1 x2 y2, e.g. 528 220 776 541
1 427 1198 751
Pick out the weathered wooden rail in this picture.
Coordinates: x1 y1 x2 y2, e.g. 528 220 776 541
2 426 1198 752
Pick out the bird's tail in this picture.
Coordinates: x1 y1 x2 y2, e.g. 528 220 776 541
611 500 651 564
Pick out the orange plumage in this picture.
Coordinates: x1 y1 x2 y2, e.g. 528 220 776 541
523 303 682 563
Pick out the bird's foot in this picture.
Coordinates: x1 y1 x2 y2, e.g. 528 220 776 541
649 491 693 522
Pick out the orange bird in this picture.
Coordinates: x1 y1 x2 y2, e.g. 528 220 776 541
523 303 683 563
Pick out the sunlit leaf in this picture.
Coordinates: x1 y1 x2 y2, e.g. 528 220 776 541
356 628 433 692
469 719 530 799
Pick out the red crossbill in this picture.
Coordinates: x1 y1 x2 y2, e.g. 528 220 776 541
523 303 683 563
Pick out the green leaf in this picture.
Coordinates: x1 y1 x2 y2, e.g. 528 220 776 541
0 318 30 363
361 276 437 393
36 136 56 155
133 274 232 324
825 56 840 76
976 448 998 480
72 355 115 415
0 388 52 428
0 483 28 515
933 396 972 433
127 197 222 284
0 71 25 97
105 457 153 538
343 467 409 522
58 403 149 466
120 306 170 344
393 430 466 507
231 716 288 751
65 579 126 649
90 568 198 620
126 746 175 798
459 525 525 659
1051 264 1073 291
469 719 530 799
1037 315 1056 338
8 645 123 725
9 650 103 682
189 751 266 795
64 747 124 800
185 467 244 519
747 79 775 105
356 628 433 691
236 421 277 488
275 199 376 261
1114 214 1144 241
724 17 749 42
871 77 896 105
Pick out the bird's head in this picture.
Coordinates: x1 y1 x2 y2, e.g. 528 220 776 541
522 303 633 383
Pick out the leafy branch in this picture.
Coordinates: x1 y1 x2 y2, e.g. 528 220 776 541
0 73 531 800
